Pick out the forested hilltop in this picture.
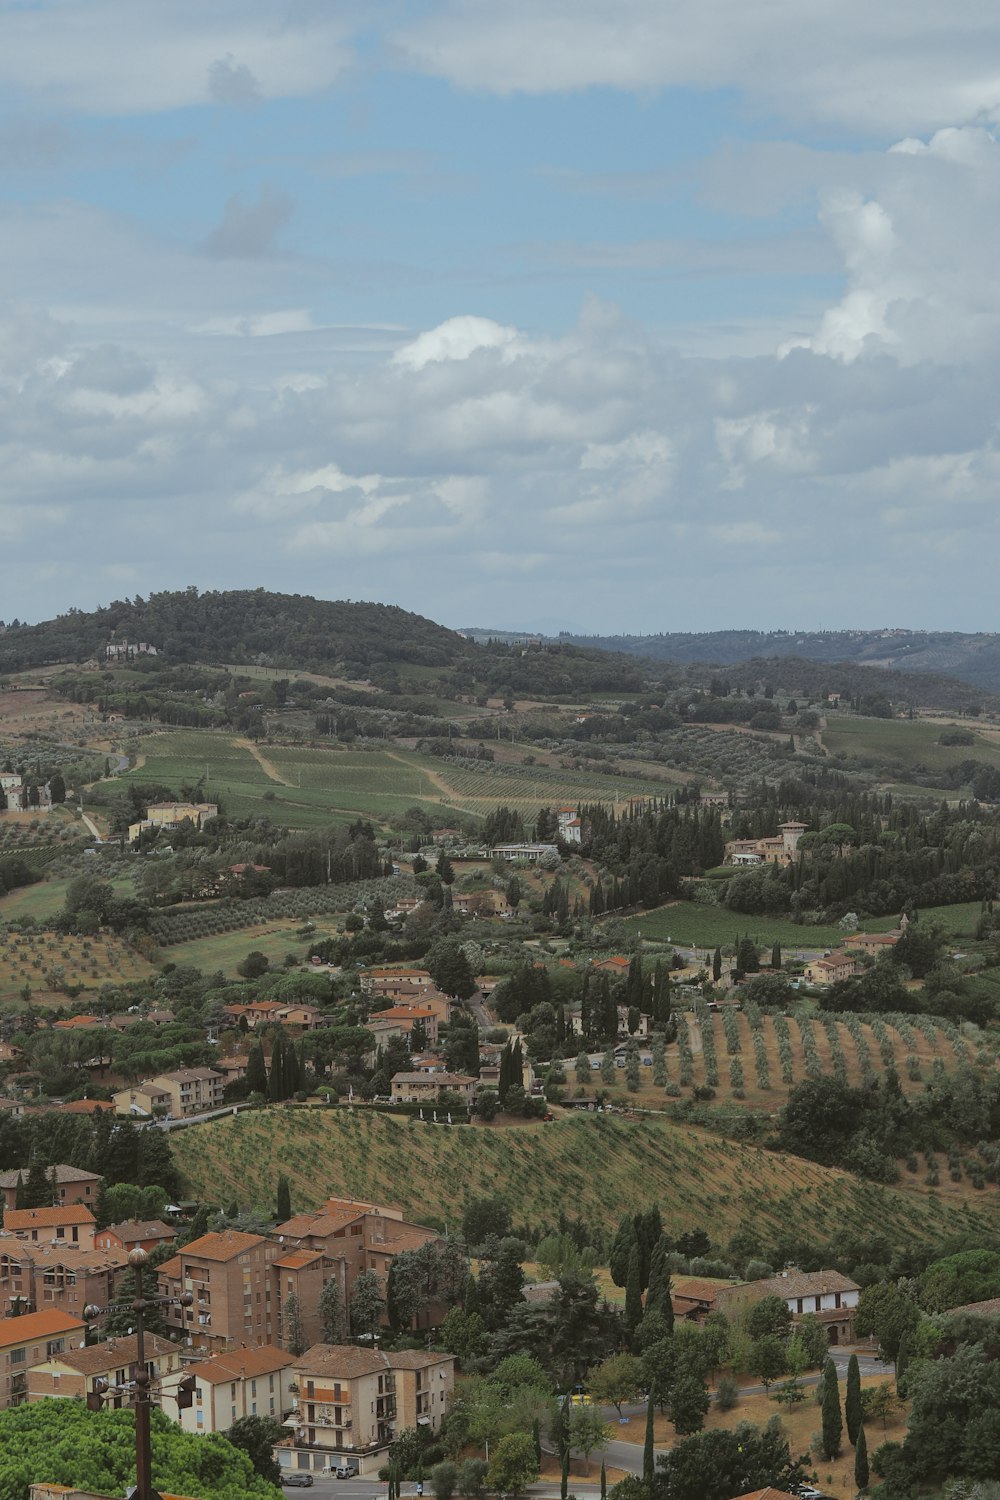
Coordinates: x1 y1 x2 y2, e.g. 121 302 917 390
0 588 469 674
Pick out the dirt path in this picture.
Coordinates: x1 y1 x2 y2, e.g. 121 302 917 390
235 738 291 786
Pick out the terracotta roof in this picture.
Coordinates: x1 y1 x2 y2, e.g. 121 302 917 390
0 1241 126 1271
297 1343 452 1379
0 1165 97 1188
375 1006 437 1020
383 1349 452 1370
6 1205 96 1230
946 1296 1000 1318
273 1249 322 1270
43 1332 176 1375
187 1345 296 1383
0 1308 86 1344
153 1068 222 1084
100 1219 176 1244
181 1230 268 1262
56 1099 114 1114
157 1255 182 1279
672 1278 735 1304
54 1016 103 1029
391 1071 475 1086
276 1208 361 1239
751 1268 860 1300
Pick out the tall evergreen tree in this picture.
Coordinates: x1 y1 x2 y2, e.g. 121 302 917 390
283 1292 306 1356
845 1352 862 1446
854 1423 869 1492
245 1042 268 1096
25 1157 50 1210
268 1036 285 1102
645 1238 673 1331
14 1172 26 1210
625 1245 644 1334
820 1358 842 1459
560 1449 569 1500
712 948 722 983
771 942 782 970
642 1396 655 1485
609 1215 637 1288
276 1174 292 1223
319 1277 348 1344
600 1461 606 1500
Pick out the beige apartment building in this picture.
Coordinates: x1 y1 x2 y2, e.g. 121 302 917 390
280 1345 455 1477
0 1309 86 1409
27 1332 181 1406
113 1066 224 1118
161 1345 296 1434
4 1206 96 1251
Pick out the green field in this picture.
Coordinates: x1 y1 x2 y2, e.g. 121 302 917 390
161 916 344 976
622 901 893 952
823 715 1000 773
114 730 674 832
171 1108 1000 1251
0 872 134 924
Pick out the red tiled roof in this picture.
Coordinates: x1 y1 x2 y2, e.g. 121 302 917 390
6 1205 96 1230
0 1308 86 1345
180 1230 267 1262
187 1345 296 1383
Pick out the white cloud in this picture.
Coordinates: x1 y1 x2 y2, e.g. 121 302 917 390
391 316 521 370
393 0 1000 136
0 2 359 115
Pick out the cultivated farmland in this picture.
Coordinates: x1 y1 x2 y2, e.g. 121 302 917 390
171 1108 1000 1252
0 928 156 1003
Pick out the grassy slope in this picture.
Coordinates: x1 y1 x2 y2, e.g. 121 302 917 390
822 715 1000 772
170 1109 999 1250
624 898 986 951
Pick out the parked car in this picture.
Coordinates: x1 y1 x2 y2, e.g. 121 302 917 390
281 1473 314 1487
335 1462 360 1479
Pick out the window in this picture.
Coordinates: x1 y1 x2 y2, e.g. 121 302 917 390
231 1383 237 1398
10 1349 25 1365
252 1380 257 1396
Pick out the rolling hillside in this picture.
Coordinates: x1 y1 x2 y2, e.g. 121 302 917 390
170 1109 1000 1254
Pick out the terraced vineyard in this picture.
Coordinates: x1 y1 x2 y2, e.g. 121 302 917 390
595 1006 995 1115
117 730 672 830
171 1109 1000 1251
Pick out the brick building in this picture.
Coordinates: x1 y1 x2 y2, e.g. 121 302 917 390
0 1309 86 1409
26 1332 181 1407
0 1167 100 1213
0 1240 127 1320
4 1206 96 1251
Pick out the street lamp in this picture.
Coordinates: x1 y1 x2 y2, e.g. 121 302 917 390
83 1246 194 1500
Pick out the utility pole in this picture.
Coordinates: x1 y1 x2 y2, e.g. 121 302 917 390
83 1248 195 1500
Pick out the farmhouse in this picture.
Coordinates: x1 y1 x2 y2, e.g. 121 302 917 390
127 800 218 842
359 967 434 998
844 930 902 956
803 950 860 985
717 1267 861 1345
726 822 808 866
390 1071 477 1105
367 1004 439 1045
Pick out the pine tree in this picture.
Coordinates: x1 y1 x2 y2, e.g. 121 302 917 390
643 1395 655 1484
845 1352 862 1445
625 1244 644 1333
854 1423 869 1491
276 1174 292 1223
821 1357 842 1459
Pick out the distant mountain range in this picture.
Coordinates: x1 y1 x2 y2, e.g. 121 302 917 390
464 627 1000 696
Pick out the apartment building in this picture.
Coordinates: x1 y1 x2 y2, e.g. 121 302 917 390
280 1345 455 1477
113 1067 224 1118
0 1166 100 1213
5 1206 96 1252
0 1309 86 1409
157 1230 283 1351
359 968 434 998
161 1345 296 1434
0 1240 127 1320
27 1332 181 1407
274 1199 438 1313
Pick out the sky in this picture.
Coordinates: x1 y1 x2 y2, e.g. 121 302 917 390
1 2 1000 635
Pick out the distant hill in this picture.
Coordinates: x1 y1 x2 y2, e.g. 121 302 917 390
0 589 471 675
551 629 1000 695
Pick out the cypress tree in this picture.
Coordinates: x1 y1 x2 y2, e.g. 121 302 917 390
25 1157 49 1210
895 1332 911 1394
532 1418 542 1467
464 1274 479 1316
560 1449 569 1500
600 1460 607 1500
246 1041 267 1096
646 1238 673 1331
771 942 782 969
821 1358 842 1459
276 1173 292 1223
625 1244 644 1333
268 1036 285 1102
712 947 722 983
609 1215 637 1287
854 1423 869 1491
14 1171 25 1210
845 1352 862 1445
557 1394 570 1462
643 1395 655 1484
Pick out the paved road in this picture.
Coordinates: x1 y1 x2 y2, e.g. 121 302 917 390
290 1485 601 1500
